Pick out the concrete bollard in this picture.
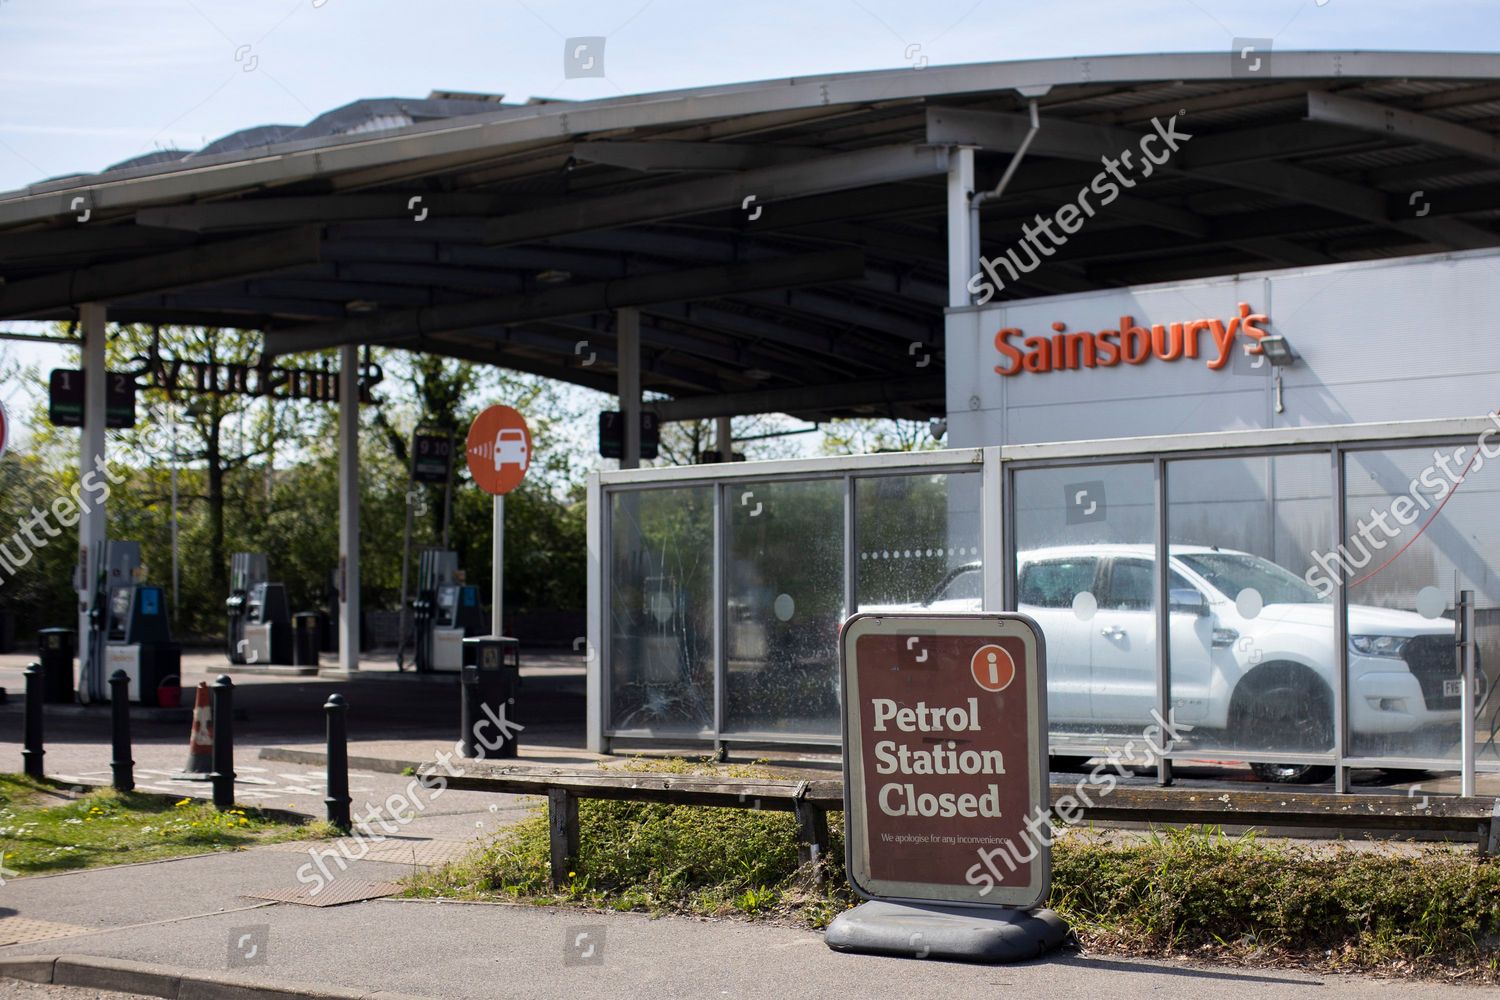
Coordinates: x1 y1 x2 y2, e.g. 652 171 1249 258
109 670 134 793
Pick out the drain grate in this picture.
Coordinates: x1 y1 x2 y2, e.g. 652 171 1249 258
0 916 93 946
240 879 404 907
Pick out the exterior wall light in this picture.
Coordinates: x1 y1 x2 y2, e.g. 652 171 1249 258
1258 334 1295 367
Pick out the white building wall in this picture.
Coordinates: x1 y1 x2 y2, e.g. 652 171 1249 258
945 248 1500 448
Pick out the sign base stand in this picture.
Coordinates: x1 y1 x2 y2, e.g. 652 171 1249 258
825 900 1069 963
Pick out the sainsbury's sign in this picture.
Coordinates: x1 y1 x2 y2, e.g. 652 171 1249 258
994 302 1269 376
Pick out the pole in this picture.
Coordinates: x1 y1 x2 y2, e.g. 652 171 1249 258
324 693 351 831
492 494 504 636
396 435 417 670
337 345 361 672
946 147 976 308
441 432 455 550
210 675 235 809
1460 588 1477 797
78 303 108 703
170 405 180 623
22 663 43 779
618 307 641 470
109 670 134 793
716 416 732 462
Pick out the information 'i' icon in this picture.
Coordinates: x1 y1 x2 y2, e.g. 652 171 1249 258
969 644 1015 692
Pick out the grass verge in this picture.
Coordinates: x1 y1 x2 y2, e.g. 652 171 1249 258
404 758 1500 980
0 773 330 876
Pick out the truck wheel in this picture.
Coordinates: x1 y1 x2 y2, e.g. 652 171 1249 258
1231 662 1334 785
1249 761 1335 784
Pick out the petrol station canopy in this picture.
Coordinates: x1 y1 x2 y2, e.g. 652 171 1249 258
2 51 1500 423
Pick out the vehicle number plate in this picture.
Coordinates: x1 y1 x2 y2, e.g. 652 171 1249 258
1443 678 1463 698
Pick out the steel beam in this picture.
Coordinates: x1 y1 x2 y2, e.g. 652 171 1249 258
263 249 865 356
648 375 945 422
1307 90 1500 166
406 334 622 393
483 145 950 245
571 141 819 172
0 227 323 319
135 194 540 232
928 106 1499 251
0 226 195 264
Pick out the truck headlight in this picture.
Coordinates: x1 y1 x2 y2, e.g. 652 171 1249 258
1349 634 1409 658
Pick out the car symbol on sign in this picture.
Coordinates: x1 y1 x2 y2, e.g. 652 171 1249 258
495 428 528 472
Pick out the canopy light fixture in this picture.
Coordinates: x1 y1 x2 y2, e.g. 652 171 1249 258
1258 334 1295 367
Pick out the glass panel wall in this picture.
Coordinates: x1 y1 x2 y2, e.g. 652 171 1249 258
1011 463 1156 747
1342 446 1499 764
724 478 845 735
854 472 983 612
608 487 715 734
1167 454 1335 765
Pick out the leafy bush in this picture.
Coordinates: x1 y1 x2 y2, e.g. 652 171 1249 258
406 761 1500 979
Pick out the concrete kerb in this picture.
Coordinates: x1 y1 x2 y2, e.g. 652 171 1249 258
0 954 436 1000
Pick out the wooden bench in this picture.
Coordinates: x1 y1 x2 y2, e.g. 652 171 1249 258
442 763 1500 889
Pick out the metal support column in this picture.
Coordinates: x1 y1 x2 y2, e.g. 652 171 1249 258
946 147 976 308
618 307 641 470
1153 456 1173 787
584 473 606 753
716 416 732 462
337 345 361 672
78 303 108 704
1331 445 1349 794
1460 588 1477 797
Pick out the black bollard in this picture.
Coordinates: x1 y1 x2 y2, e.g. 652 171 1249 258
324 693 351 832
210 674 235 810
22 662 44 779
109 670 134 793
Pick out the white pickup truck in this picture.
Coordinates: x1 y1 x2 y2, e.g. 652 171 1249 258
917 544 1467 783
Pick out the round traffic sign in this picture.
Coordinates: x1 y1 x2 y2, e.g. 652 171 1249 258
465 404 531 495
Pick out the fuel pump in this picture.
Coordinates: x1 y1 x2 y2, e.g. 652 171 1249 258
242 581 292 665
412 550 486 672
226 553 267 664
85 542 180 704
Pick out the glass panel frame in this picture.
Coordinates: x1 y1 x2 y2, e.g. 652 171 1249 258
591 423 1500 785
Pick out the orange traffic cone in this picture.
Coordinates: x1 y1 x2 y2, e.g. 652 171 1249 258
174 682 214 780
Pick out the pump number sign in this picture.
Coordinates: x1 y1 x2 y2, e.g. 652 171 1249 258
840 612 1049 909
465 405 531 496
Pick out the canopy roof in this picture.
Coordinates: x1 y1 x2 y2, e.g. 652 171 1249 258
3 51 1499 421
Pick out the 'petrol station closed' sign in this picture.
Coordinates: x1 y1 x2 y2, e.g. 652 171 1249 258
840 613 1049 909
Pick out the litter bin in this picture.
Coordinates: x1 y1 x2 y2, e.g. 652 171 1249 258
460 635 521 758
37 627 76 703
293 612 321 667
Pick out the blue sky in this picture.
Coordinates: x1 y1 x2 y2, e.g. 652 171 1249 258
1 0 1497 444
1 0 1497 195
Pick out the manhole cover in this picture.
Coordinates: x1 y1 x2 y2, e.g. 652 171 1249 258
241 879 403 907
0 916 92 945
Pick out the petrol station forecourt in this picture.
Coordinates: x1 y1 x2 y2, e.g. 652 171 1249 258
4 47 1500 997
